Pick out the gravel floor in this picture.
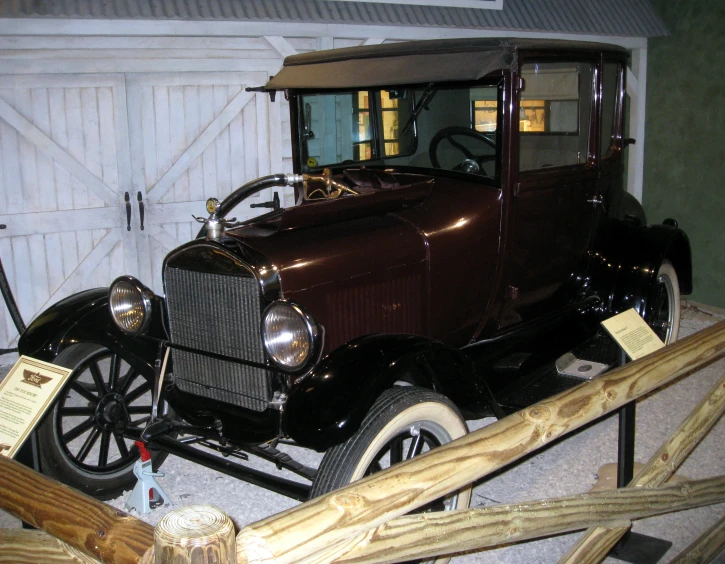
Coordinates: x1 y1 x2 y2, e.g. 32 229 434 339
1 303 724 563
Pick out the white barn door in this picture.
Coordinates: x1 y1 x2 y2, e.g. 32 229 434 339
125 71 281 294
0 74 137 348
0 69 286 347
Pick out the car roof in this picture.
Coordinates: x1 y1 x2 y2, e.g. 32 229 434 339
265 38 628 90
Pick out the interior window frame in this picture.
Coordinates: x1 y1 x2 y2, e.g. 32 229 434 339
599 57 625 161
351 91 374 161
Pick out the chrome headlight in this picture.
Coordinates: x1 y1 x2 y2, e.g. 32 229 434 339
262 302 319 370
109 276 153 335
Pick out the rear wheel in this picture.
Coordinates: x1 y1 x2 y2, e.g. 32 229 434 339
311 387 471 564
648 260 681 345
38 344 164 500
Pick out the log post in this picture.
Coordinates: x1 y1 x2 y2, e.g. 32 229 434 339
236 321 725 564
0 455 153 564
153 505 237 564
558 370 725 564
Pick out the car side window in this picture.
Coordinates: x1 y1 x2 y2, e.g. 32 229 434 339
600 62 619 158
518 62 594 171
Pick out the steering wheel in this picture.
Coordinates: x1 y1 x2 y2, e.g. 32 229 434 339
429 126 496 175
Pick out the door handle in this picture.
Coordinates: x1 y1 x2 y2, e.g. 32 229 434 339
137 192 145 231
587 195 606 213
124 192 131 231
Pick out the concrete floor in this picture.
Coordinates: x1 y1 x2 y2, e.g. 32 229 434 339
1 302 724 563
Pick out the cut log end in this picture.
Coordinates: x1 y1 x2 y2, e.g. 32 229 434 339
154 505 237 564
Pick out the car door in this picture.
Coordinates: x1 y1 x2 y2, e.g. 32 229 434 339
499 56 599 327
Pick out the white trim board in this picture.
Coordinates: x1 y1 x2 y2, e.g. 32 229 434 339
331 0 504 9
0 208 122 238
125 72 266 88
0 19 648 50
0 58 281 75
0 73 124 88
0 36 270 49
626 47 648 202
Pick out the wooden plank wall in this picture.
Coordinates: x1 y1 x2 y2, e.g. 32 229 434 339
0 75 127 350
0 32 393 352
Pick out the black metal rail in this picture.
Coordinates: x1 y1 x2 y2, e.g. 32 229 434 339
149 435 311 501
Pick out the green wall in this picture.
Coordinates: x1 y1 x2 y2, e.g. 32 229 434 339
644 0 725 308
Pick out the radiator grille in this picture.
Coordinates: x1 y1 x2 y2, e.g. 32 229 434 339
164 267 270 411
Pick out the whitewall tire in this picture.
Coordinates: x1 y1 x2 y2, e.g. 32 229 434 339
311 386 471 564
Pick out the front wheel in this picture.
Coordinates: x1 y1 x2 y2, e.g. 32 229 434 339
37 344 164 500
311 387 471 564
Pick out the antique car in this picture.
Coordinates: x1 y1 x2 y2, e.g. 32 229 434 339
19 39 690 510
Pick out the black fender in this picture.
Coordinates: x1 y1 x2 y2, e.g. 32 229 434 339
17 288 166 379
283 334 488 451
590 219 692 318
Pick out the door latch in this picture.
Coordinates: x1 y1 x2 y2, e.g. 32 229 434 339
587 195 606 213
124 192 131 231
137 192 145 230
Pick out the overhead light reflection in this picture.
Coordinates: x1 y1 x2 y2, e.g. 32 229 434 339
424 217 472 237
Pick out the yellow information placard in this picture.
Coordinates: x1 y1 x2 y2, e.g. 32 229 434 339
0 356 72 459
601 308 665 361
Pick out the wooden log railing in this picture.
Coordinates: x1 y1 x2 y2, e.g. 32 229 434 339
671 514 725 563
314 369 725 564
0 529 103 563
235 320 725 563
558 368 725 564
1 320 724 564
301 476 725 564
0 454 153 564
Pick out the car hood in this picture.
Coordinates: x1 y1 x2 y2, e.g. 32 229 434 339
226 209 427 300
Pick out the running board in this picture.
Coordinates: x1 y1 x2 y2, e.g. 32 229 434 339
555 352 609 380
497 330 623 410
498 369 585 410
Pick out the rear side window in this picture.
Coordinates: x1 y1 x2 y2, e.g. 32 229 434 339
518 62 594 171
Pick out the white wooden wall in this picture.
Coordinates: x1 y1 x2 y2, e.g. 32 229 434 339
0 33 403 351
0 23 648 354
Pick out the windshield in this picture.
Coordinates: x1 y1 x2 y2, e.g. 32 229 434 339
297 81 502 182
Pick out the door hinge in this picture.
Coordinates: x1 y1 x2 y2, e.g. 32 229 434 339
513 182 521 197
506 285 520 300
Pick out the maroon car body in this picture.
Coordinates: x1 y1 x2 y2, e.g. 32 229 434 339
19 39 691 503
